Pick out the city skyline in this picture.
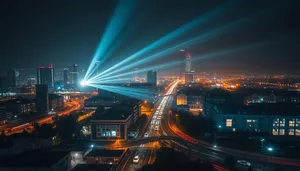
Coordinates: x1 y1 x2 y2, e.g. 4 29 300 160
1 0 300 76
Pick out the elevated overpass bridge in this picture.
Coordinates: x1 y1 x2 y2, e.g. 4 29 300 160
121 136 192 147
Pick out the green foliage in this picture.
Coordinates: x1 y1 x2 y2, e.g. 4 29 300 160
55 115 80 141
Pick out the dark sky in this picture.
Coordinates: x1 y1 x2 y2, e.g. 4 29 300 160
1 0 300 76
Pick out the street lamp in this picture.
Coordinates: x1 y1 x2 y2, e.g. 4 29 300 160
267 147 273 152
90 144 94 148
213 145 217 148
218 125 222 128
260 138 265 147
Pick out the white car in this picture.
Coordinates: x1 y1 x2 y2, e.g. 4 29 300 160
144 132 148 137
156 121 160 125
154 126 159 131
151 120 155 125
133 155 140 163
237 160 251 167
157 116 161 120
153 115 156 119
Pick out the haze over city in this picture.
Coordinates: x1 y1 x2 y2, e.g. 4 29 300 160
0 1 300 171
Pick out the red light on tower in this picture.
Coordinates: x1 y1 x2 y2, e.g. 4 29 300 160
49 64 53 68
186 53 191 58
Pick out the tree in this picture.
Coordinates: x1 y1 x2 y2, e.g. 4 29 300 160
39 124 55 137
1 130 5 137
138 114 147 128
55 115 79 141
32 122 40 133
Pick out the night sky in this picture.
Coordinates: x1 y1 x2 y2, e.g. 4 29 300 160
1 0 300 76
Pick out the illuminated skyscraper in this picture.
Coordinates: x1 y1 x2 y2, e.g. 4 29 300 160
182 53 194 83
147 70 157 86
36 64 54 88
185 53 192 72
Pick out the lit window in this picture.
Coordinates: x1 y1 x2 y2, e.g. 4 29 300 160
289 129 295 136
279 129 285 135
112 131 116 137
296 129 300 136
226 119 232 127
247 120 252 123
273 118 279 127
272 129 278 135
289 121 295 127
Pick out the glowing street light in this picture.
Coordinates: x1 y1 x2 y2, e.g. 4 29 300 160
267 147 273 152
90 144 94 148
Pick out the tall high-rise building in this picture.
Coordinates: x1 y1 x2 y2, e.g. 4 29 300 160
182 53 194 83
0 77 8 97
36 64 54 88
69 64 78 86
147 70 157 86
63 68 68 84
36 84 49 114
185 53 192 72
6 69 16 88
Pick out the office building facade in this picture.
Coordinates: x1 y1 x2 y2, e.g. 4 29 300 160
36 84 49 114
147 70 157 86
37 65 54 88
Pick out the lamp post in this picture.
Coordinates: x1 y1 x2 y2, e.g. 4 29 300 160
260 138 265 148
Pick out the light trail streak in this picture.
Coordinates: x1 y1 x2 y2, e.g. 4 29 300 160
88 1 236 81
84 0 137 80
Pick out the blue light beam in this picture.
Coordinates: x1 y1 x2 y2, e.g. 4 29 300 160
84 0 137 80
89 8 269 82
93 42 269 82
88 1 237 81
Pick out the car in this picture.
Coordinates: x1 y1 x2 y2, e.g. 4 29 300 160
157 116 162 120
140 144 144 147
151 120 155 125
237 160 251 167
153 115 156 119
144 132 149 137
154 126 159 131
156 121 160 125
133 155 140 163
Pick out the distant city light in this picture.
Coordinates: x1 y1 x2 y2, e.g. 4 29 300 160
218 125 222 128
90 144 94 148
267 147 273 151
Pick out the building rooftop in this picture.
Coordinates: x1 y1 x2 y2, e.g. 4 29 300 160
86 149 124 157
72 164 112 171
92 104 133 120
214 103 300 116
0 150 69 167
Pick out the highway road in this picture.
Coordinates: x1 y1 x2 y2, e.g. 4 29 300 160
2 100 81 135
121 81 179 171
